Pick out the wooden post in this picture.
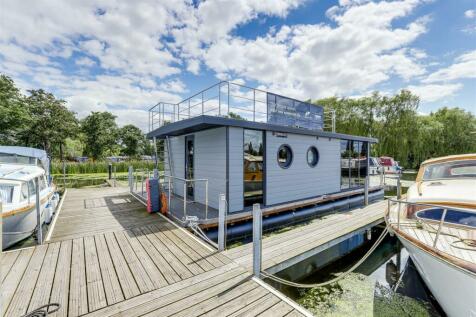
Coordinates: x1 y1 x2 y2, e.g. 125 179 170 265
35 177 42 244
252 203 262 278
364 176 369 206
218 194 226 251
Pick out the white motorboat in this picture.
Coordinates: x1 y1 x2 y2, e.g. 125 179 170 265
385 154 476 317
0 146 59 250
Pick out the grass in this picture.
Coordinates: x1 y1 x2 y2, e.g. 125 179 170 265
51 160 161 174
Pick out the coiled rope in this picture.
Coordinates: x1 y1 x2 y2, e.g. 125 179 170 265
260 227 389 288
22 303 60 317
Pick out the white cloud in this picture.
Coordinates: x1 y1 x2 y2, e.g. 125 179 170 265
75 57 96 67
204 0 429 99
406 83 463 102
423 50 476 83
465 10 476 18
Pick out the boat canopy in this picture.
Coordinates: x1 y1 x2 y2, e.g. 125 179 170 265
0 146 50 177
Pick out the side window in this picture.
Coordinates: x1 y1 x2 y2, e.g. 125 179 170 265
277 145 293 169
21 183 29 201
28 180 37 196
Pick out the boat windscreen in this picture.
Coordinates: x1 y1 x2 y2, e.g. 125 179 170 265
416 208 476 228
0 184 15 203
422 160 476 181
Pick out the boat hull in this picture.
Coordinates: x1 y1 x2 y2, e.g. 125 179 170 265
2 201 48 250
396 233 476 317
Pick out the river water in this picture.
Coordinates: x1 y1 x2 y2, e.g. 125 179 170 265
268 232 446 316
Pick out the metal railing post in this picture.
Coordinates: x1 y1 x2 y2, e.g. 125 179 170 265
202 91 204 115
253 89 256 121
433 208 447 248
218 194 226 251
252 203 262 278
397 176 402 200
168 177 171 212
397 201 401 230
35 177 42 244
332 110 336 133
141 171 144 196
364 176 369 206
128 166 133 191
380 167 384 186
183 182 187 218
205 181 209 220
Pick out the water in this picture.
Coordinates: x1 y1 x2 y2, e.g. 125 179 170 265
269 232 445 316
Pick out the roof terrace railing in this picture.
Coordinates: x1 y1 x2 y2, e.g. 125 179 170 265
149 81 335 133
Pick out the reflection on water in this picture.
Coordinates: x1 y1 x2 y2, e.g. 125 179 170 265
272 233 445 316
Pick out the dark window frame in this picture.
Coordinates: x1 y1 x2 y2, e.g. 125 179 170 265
306 146 319 167
277 144 293 169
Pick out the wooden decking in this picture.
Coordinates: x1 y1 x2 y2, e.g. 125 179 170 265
1 187 307 317
225 200 387 273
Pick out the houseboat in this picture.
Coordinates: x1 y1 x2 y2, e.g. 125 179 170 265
386 154 476 317
146 82 384 238
0 146 59 250
378 156 402 174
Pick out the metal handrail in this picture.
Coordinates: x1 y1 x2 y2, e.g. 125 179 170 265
386 198 475 258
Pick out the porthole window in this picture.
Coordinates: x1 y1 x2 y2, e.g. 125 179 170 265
277 145 293 169
307 146 319 167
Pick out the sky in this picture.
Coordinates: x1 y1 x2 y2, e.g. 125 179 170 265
0 0 475 131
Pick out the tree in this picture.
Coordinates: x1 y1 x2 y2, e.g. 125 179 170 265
0 74 30 144
119 124 146 157
81 111 118 160
22 89 79 156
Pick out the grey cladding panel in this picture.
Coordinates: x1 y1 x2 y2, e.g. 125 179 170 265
265 132 340 205
227 127 244 213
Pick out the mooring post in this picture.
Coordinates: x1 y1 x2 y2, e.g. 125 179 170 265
218 194 226 251
128 166 133 192
35 177 42 244
364 176 369 206
397 176 402 200
252 203 262 278
108 163 112 180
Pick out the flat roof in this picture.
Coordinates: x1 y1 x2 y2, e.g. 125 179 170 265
147 115 378 143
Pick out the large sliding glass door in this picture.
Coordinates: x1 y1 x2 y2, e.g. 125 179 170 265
341 140 368 189
244 129 264 207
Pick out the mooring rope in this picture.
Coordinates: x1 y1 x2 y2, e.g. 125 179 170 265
22 303 60 317
260 227 389 288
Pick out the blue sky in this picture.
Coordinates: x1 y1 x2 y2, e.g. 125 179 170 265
0 0 475 130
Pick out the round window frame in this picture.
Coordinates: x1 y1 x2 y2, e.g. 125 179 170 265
307 146 319 167
277 144 293 169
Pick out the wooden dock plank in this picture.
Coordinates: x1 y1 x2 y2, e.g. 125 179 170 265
131 227 181 284
49 240 73 317
94 234 124 306
258 301 294 317
84 235 107 312
28 242 61 314
155 221 215 271
1 248 34 314
69 238 88 317
201 284 269 317
227 293 280 317
83 263 241 317
147 224 205 276
5 244 48 317
140 226 194 280
1 250 20 283
122 230 168 289
171 280 259 317
114 231 156 293
103 231 140 299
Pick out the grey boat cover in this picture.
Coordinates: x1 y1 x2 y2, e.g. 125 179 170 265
0 146 50 177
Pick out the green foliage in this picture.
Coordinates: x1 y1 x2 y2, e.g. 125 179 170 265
22 89 79 154
51 160 158 174
0 75 30 144
119 124 146 157
227 112 246 120
316 91 476 168
81 111 119 160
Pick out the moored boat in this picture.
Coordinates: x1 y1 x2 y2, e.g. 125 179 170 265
0 147 59 250
385 154 476 317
